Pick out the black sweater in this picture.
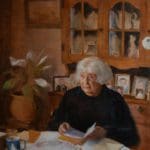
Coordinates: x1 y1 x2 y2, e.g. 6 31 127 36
48 85 140 147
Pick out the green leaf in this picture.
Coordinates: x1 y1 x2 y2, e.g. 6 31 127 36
3 79 16 90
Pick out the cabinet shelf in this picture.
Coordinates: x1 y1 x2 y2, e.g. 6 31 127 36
70 28 99 31
109 29 140 32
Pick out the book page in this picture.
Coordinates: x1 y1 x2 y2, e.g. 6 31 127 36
84 122 96 137
64 122 96 139
63 128 84 139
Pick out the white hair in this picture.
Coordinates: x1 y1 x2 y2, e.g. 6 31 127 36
76 57 113 85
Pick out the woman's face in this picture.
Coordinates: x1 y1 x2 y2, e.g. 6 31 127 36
80 72 102 96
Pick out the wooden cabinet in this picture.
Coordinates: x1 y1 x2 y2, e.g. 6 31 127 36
126 98 150 150
61 0 149 68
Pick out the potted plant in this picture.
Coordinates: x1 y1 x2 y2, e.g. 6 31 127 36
2 51 52 129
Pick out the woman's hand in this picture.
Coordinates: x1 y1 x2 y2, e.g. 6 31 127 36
58 122 71 134
84 126 107 141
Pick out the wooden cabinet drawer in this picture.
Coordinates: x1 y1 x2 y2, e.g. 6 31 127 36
136 124 150 150
128 103 150 125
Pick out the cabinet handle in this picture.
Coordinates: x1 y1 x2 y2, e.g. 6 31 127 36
137 106 144 113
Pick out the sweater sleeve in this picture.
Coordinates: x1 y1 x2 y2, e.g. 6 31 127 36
105 94 140 147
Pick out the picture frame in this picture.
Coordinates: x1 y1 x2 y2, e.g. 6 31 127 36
146 91 150 101
147 80 150 92
146 81 150 101
25 0 60 28
115 74 130 95
131 76 149 99
53 76 70 92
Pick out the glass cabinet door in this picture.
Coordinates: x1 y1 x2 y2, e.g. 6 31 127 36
70 1 98 56
109 2 140 58
70 3 82 54
83 2 98 55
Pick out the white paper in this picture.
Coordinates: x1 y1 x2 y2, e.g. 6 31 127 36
64 128 84 138
84 122 96 137
63 122 96 139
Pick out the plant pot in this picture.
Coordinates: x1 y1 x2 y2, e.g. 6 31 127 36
10 95 36 124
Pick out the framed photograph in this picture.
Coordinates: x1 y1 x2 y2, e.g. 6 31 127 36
53 76 70 92
25 0 60 28
147 80 150 92
131 76 149 99
147 92 150 101
146 81 150 101
115 74 130 95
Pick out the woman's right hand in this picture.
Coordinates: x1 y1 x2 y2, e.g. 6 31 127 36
58 122 71 134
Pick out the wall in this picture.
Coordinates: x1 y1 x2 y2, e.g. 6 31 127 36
10 0 67 86
0 0 11 73
0 0 11 124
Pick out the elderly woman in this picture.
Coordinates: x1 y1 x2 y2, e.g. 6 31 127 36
48 57 139 147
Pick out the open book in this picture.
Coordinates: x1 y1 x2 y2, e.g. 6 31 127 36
58 123 96 145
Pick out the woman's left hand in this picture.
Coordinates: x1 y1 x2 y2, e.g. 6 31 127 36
84 126 107 141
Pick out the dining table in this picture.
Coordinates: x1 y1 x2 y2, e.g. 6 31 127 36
0 130 130 150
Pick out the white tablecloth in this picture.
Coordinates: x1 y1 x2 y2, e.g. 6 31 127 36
27 131 130 150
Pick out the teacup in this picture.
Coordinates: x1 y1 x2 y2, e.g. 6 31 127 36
6 136 26 150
